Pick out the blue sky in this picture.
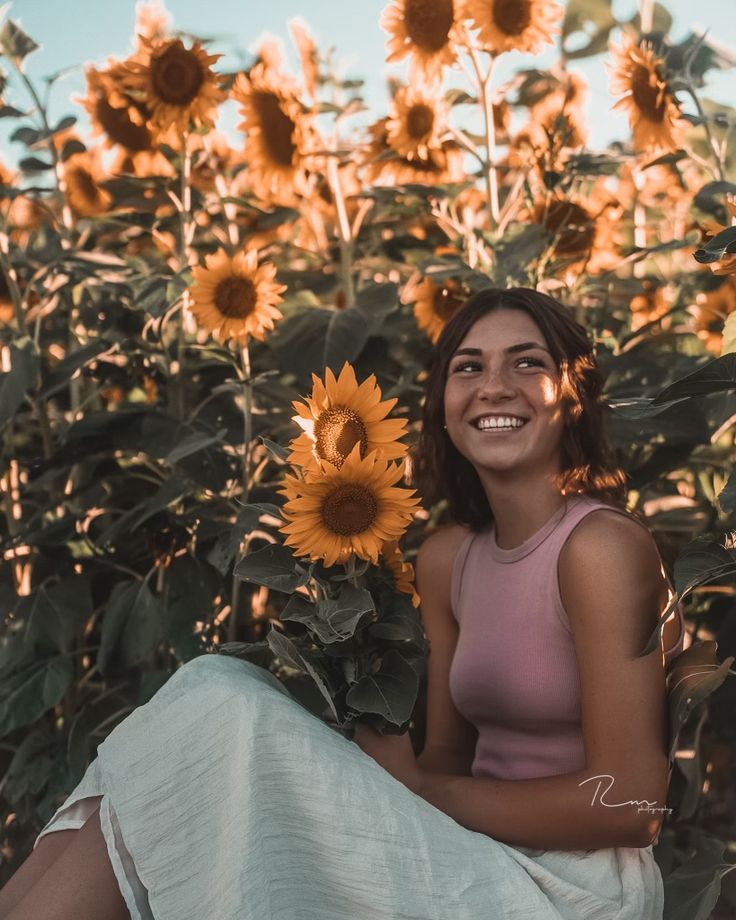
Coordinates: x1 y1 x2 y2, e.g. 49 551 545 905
1 0 735 166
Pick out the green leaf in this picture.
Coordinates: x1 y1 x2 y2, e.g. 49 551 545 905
561 0 616 59
234 542 309 593
666 640 734 761
0 104 25 118
0 18 39 62
663 833 732 920
166 428 226 465
0 337 40 427
19 155 53 172
24 576 93 654
693 181 736 224
650 354 736 405
259 437 291 462
716 469 736 514
323 307 370 372
41 340 110 398
0 657 74 737
98 580 164 676
280 583 374 644
265 627 339 722
345 648 419 726
693 225 736 264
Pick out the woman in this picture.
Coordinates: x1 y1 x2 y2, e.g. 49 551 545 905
0 287 684 919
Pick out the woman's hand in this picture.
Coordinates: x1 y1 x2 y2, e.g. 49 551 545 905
352 723 425 797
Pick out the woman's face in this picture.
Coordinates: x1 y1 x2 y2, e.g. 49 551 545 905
443 308 566 479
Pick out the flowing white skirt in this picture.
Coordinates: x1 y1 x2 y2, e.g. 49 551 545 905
35 654 664 920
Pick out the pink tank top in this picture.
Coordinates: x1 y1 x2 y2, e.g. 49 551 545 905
448 493 686 782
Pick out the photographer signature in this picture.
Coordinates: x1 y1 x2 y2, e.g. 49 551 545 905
578 774 673 815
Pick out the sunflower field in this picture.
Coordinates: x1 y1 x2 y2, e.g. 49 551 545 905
1 0 736 915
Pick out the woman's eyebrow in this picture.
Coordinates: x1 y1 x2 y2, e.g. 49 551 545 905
451 342 552 358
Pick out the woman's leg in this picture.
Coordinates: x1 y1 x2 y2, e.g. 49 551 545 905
0 827 80 917
4 806 130 920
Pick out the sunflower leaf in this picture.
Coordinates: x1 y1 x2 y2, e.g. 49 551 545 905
694 225 736 263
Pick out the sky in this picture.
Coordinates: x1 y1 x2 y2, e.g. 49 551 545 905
1 0 735 166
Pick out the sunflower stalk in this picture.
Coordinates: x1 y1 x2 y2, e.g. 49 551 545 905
639 0 654 34
9 62 74 241
326 153 355 307
176 134 194 420
465 44 500 227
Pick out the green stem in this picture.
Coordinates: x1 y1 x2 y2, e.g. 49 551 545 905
467 45 500 227
176 135 193 420
240 342 252 500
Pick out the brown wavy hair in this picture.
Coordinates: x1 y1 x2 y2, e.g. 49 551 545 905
408 287 630 532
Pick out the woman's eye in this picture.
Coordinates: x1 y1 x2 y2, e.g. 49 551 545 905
452 358 543 373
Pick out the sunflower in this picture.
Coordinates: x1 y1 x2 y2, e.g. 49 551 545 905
289 19 319 100
63 150 113 217
114 36 225 135
528 71 589 149
188 247 286 346
629 282 677 333
134 0 172 45
385 84 448 160
402 272 469 344
382 0 459 85
691 277 736 355
79 66 174 177
463 0 563 55
277 443 422 567
232 62 315 204
609 39 683 153
364 117 464 186
381 540 421 607
531 186 621 275
288 361 410 478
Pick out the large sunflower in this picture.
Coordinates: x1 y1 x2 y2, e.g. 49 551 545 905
277 443 422 567
188 247 286 346
63 150 113 217
609 39 683 153
232 63 314 203
364 117 464 186
288 361 410 478
402 272 469 343
80 66 175 177
114 36 225 135
463 0 563 55
385 84 448 160
382 0 459 85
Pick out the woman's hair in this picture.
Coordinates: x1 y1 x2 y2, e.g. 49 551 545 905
408 286 629 532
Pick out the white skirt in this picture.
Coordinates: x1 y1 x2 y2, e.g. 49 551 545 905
35 654 664 920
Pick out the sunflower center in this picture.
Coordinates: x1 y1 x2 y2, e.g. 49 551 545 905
631 64 666 122
406 103 435 140
253 92 297 167
404 0 454 52
96 96 152 152
321 483 379 536
151 41 205 106
543 200 595 256
214 275 257 319
433 281 465 319
493 0 532 37
314 407 368 468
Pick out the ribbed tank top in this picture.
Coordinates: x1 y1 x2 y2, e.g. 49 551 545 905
448 493 686 782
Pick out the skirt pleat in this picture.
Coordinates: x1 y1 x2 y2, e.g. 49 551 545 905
35 655 664 920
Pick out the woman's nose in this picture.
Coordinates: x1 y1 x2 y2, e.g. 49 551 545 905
476 365 516 397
